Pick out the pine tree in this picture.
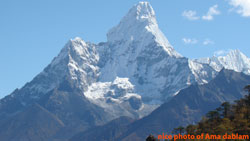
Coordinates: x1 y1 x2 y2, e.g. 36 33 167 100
146 135 158 141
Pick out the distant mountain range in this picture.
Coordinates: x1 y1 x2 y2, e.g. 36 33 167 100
195 49 250 75
0 1 249 141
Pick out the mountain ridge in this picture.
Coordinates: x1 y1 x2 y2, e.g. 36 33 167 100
195 49 250 75
0 2 250 141
1 0 249 125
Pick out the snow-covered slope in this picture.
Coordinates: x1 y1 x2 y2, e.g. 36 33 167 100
1 2 246 122
97 2 215 102
195 50 250 74
16 38 99 101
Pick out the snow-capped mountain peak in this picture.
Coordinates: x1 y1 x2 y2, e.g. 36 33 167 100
106 2 180 57
3 2 249 129
26 37 100 96
70 37 87 47
51 37 87 66
130 1 156 21
225 49 248 62
195 49 250 74
107 2 156 42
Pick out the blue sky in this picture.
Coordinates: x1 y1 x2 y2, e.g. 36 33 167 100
0 0 250 98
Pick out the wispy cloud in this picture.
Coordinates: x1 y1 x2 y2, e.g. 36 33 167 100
182 38 198 44
182 38 215 46
203 39 214 45
214 49 230 56
182 10 199 20
202 5 220 20
229 0 250 17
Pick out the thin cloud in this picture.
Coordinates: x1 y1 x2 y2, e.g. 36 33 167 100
182 10 199 20
214 49 231 56
229 0 250 17
182 38 198 44
202 5 220 20
203 39 214 45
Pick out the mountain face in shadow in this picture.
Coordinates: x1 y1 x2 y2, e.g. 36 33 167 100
69 116 135 141
0 103 64 141
0 78 113 141
69 69 250 141
117 69 250 140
